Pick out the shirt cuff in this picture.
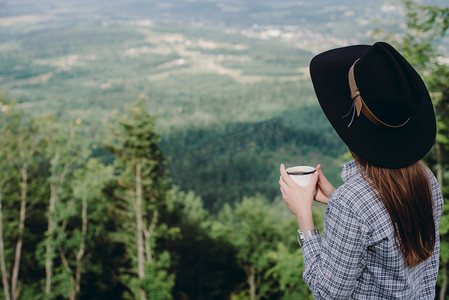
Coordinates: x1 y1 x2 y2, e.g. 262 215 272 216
302 234 321 264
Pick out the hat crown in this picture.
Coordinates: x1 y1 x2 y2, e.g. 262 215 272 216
354 42 420 126
309 41 436 168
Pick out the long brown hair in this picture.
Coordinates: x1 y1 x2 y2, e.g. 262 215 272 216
351 151 435 267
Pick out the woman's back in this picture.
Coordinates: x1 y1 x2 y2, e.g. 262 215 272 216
314 160 443 299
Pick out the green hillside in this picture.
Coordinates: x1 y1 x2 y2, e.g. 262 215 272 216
0 13 352 207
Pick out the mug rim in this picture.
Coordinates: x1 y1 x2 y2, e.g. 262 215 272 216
286 166 316 175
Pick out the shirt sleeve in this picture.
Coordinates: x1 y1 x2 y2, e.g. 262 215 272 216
301 191 369 299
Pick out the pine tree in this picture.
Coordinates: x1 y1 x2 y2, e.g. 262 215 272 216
108 99 173 300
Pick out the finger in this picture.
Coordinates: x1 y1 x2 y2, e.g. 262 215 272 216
280 185 285 196
316 164 324 180
308 169 319 187
280 164 295 186
280 185 288 201
279 178 288 192
316 164 330 185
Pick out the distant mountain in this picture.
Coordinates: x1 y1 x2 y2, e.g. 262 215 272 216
3 0 446 25
0 0 389 28
1 0 404 44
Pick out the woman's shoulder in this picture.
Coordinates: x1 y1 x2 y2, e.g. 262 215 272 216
333 160 377 210
328 174 385 227
332 175 376 208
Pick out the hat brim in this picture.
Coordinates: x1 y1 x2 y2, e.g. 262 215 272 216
309 44 436 169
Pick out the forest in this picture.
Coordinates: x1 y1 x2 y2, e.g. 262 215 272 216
0 0 448 299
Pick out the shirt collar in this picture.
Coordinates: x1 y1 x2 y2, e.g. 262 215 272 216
341 160 360 182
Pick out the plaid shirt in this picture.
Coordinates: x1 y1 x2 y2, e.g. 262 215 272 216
302 160 443 299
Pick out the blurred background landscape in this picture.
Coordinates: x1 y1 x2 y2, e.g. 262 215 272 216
0 0 448 299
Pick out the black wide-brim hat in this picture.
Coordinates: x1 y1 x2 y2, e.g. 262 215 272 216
310 41 436 169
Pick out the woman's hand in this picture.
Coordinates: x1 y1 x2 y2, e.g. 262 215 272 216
279 164 318 231
314 164 336 205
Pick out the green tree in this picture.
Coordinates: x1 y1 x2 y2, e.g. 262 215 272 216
56 158 113 300
161 187 244 299
108 99 173 300
264 208 325 300
0 96 47 300
0 97 22 300
34 117 91 299
212 195 288 300
265 244 311 300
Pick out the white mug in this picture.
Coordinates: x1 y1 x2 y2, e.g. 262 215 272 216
286 166 316 187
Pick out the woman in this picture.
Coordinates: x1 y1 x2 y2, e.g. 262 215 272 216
279 42 443 299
